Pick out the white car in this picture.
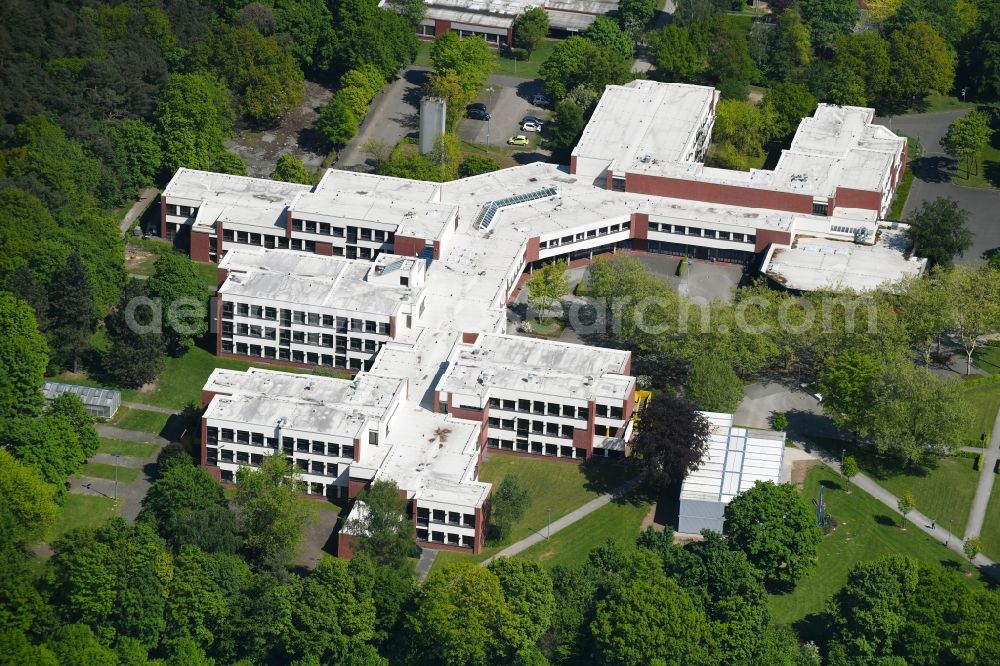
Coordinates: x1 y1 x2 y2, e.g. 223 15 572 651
521 120 542 132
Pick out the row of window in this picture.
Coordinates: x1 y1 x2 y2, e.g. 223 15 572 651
209 448 342 477
208 427 359 459
487 438 588 459
488 418 576 439
225 302 391 335
217 467 348 498
167 203 197 218
416 528 476 548
222 341 369 370
487 397 588 420
221 230 382 260
416 507 476 528
647 222 756 245
224 324 382 353
290 219 394 244
538 221 631 250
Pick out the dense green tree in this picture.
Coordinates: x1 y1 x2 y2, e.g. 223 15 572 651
384 0 427 27
0 292 47 418
488 557 555 646
316 94 359 147
798 0 860 51
906 197 972 268
769 6 813 80
710 99 774 170
826 555 920 663
211 25 305 124
49 519 169 647
0 511 50 633
0 413 84 491
103 279 166 388
401 561 523 666
428 33 497 127
886 21 955 108
458 155 502 177
46 253 97 372
329 0 418 79
345 479 416 566
545 100 586 159
585 16 634 60
833 32 891 107
0 629 58 666
884 0 965 47
648 24 704 82
685 352 744 413
6 266 48 332
947 265 1000 375
270 153 313 184
235 455 314 572
147 251 209 353
0 188 59 288
618 0 658 38
526 259 569 321
0 449 59 544
212 151 249 176
49 392 99 459
46 624 118 666
156 72 233 173
513 7 550 55
761 83 817 140
489 474 531 541
819 348 882 434
806 60 868 107
632 392 711 487
273 0 336 70
941 111 993 178
959 3 1000 102
540 36 632 99
105 120 162 197
140 458 238 553
724 480 822 590
865 361 964 466
164 545 231 649
709 18 756 87
673 0 727 27
163 635 216 666
591 567 711 666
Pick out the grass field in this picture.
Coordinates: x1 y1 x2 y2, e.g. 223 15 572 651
516 494 651 569
112 407 171 435
78 461 140 484
527 317 566 338
888 135 922 220
959 380 1000 446
768 466 984 627
979 483 1000 561
97 438 159 458
50 494 119 542
907 94 977 115
431 454 636 573
871 455 979 535
974 341 1000 373
414 38 557 81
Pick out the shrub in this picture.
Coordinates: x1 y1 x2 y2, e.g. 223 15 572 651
772 412 789 431
677 256 688 276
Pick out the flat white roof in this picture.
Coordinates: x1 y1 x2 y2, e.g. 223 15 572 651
680 412 785 504
763 228 926 292
203 368 405 437
163 168 312 208
291 189 457 240
573 80 717 170
218 248 418 315
437 333 633 402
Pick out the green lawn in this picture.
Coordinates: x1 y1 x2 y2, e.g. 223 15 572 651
769 466 984 626
959 380 1000 446
431 455 637 573
527 317 566 338
415 38 557 81
78 461 140 484
97 438 159 459
974 341 1000 373
870 455 979 536
909 93 977 114
112 407 171 435
50 494 119 542
979 482 1000 561
888 135 923 220
516 494 651 570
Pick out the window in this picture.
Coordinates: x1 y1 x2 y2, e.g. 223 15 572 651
812 202 829 216
611 176 626 192
400 276 409 287
369 430 378 446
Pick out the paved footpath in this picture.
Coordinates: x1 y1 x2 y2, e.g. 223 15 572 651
481 476 643 566
97 424 170 444
965 407 1000 539
805 442 1000 581
122 401 181 415
118 187 158 235
72 438 167 521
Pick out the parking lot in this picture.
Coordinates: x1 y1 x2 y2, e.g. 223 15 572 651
457 76 551 151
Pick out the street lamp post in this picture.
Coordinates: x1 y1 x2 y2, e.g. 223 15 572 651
113 454 120 501
486 86 495 149
547 507 551 538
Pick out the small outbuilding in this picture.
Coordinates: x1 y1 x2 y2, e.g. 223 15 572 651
42 381 122 420
678 412 785 535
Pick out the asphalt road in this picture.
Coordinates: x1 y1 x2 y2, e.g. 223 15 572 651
876 110 1000 262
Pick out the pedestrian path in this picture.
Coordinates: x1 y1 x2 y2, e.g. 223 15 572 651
964 406 1000 539
122 401 181 415
804 442 1000 581
97 424 169 444
480 476 642 566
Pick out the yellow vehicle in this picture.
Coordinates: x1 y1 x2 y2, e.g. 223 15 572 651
507 134 529 146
